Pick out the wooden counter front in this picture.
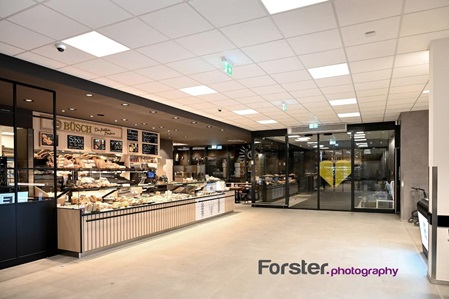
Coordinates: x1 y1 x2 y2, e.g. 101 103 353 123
58 191 234 256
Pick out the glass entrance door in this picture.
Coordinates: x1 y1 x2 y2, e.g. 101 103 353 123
319 133 352 211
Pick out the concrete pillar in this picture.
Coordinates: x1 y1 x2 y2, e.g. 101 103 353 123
428 37 449 284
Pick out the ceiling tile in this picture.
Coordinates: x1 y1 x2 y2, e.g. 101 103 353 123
346 40 397 62
0 0 35 18
156 89 190 100
397 30 449 54
118 86 147 96
388 92 420 100
251 85 285 95
137 41 195 63
315 75 353 87
392 64 429 78
103 51 159 71
359 101 387 108
223 89 256 98
334 0 403 26
99 18 168 49
281 80 317 92
59 65 99 80
352 69 392 83
290 89 323 98
404 0 449 13
232 64 266 79
221 17 282 47
0 42 25 56
133 82 172 93
190 0 267 27
201 49 253 69
32 44 96 65
73 59 127 77
389 84 425 94
325 91 357 101
257 57 304 75
272 2 337 37
271 70 311 84
0 20 53 50
239 75 277 88
320 84 355 94
166 58 216 75
400 6 449 37
288 29 343 55
394 51 429 68
208 81 246 93
356 88 389 97
355 80 390 91
160 76 201 89
175 30 235 56
111 0 183 15
235 96 265 104
106 71 152 86
91 77 126 89
241 40 295 63
140 3 212 39
390 75 429 87
340 17 401 47
358 95 388 102
349 56 394 73
299 48 347 68
16 52 66 69
45 0 132 28
135 65 182 80
199 93 230 102
190 70 232 85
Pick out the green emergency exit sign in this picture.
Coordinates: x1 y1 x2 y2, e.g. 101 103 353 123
223 60 233 75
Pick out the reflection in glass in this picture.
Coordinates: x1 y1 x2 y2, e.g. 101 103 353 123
354 130 395 210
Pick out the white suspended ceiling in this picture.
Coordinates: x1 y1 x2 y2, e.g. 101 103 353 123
1 0 448 133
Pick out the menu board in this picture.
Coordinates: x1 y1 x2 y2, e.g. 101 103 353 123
127 129 138 141
142 131 158 144
110 140 123 153
142 143 158 155
67 135 84 150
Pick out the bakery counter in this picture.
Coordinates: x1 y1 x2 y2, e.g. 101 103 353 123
57 191 234 256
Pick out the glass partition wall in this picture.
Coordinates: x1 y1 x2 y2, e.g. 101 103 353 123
0 78 57 269
252 126 397 212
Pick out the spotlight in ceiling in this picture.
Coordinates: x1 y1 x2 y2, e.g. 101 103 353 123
24 98 33 102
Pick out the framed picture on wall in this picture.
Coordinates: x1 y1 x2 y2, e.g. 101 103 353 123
39 132 57 147
128 142 139 153
92 138 106 151
110 140 123 153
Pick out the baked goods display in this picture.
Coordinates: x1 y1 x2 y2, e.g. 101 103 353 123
34 150 126 170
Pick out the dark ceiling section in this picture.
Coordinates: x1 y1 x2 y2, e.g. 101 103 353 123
0 54 251 145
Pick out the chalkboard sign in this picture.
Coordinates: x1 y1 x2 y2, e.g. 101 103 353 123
92 138 106 151
67 135 84 150
142 143 158 155
110 140 123 153
128 142 139 153
127 129 138 141
142 131 158 144
40 131 57 147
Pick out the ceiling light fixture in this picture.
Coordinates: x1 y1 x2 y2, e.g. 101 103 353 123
122 103 129 106
24 98 33 102
261 0 329 14
288 135 300 138
150 110 157 114
423 90 430 94
191 121 197 124
338 112 360 118
257 120 278 124
122 118 128 121
295 137 311 142
85 93 93 97
233 109 258 115
180 85 217 96
329 98 357 106
308 63 349 79
173 116 179 119
142 122 147 125
220 129 225 132
1 132 14 136
68 108 76 111
90 115 94 118
61 109 66 113
62 31 129 57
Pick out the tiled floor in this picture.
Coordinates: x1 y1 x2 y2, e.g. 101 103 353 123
1 204 449 299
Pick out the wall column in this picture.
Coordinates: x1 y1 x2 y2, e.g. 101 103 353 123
428 37 449 284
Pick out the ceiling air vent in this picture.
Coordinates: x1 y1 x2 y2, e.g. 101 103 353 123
288 123 347 135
